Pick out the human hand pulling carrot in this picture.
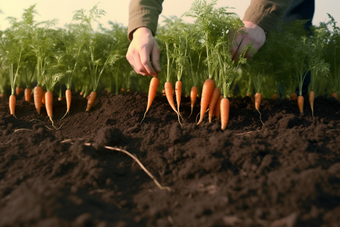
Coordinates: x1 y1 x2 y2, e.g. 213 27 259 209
231 21 266 62
126 27 161 77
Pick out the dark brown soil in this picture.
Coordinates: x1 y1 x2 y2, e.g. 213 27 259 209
1 91 340 227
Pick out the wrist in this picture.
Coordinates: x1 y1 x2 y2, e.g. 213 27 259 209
132 27 153 40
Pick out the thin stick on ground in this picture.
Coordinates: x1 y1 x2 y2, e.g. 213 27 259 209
61 139 171 192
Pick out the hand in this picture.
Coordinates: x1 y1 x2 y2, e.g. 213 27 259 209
126 27 161 77
231 21 266 62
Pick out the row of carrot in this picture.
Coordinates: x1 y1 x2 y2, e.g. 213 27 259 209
1 1 340 130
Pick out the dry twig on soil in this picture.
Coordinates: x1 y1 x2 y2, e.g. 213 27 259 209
61 139 171 192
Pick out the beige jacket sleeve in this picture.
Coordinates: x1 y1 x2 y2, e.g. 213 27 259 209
128 0 164 41
243 0 294 33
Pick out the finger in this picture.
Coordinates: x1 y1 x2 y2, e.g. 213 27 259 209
140 47 157 76
231 35 244 62
132 52 150 76
151 43 161 74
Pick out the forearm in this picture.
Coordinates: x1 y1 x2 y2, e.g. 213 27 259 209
128 0 164 41
243 0 294 33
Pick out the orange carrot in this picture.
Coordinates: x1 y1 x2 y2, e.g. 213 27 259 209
175 81 182 115
41 91 46 105
197 78 215 125
297 95 304 114
331 92 338 100
309 91 315 117
45 91 54 124
9 94 16 117
214 95 223 120
255 92 262 110
291 92 297 101
86 91 97 111
220 97 230 130
24 88 32 103
34 86 43 114
255 92 264 125
121 88 125 92
189 86 198 118
15 87 22 96
61 89 72 120
58 96 63 101
165 81 181 124
164 81 177 113
0 93 5 103
208 87 221 123
272 93 279 100
141 77 160 123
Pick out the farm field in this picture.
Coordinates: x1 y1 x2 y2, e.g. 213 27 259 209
1 91 340 227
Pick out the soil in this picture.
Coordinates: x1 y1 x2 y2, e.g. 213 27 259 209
1 90 340 227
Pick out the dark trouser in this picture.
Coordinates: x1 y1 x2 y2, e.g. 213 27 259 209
283 0 315 96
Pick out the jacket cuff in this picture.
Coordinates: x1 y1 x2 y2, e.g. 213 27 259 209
128 1 163 41
243 0 293 33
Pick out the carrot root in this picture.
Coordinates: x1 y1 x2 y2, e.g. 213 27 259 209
189 86 198 118
208 87 221 123
214 95 223 120
24 88 32 103
141 77 160 123
45 91 54 124
9 94 16 118
331 92 338 100
272 93 279 100
255 92 264 125
291 92 297 101
197 78 215 125
175 81 182 116
164 81 181 124
309 91 315 118
220 98 230 130
297 95 304 114
61 89 72 120
34 86 43 114
86 91 97 112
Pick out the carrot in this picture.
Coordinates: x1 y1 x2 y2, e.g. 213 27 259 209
0 93 5 103
208 87 221 123
175 81 182 115
58 96 63 101
141 77 160 123
164 81 181 124
41 91 47 105
272 93 279 100
220 97 230 130
255 92 262 111
164 81 177 113
15 87 22 96
86 91 97 111
291 92 297 101
34 86 43 114
197 78 215 125
297 95 304 114
9 94 16 117
255 92 264 125
214 95 223 120
189 86 198 118
331 92 338 100
24 88 32 103
61 89 72 120
309 91 315 117
45 91 54 125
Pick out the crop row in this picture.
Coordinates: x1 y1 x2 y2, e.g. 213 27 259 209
0 1 339 129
